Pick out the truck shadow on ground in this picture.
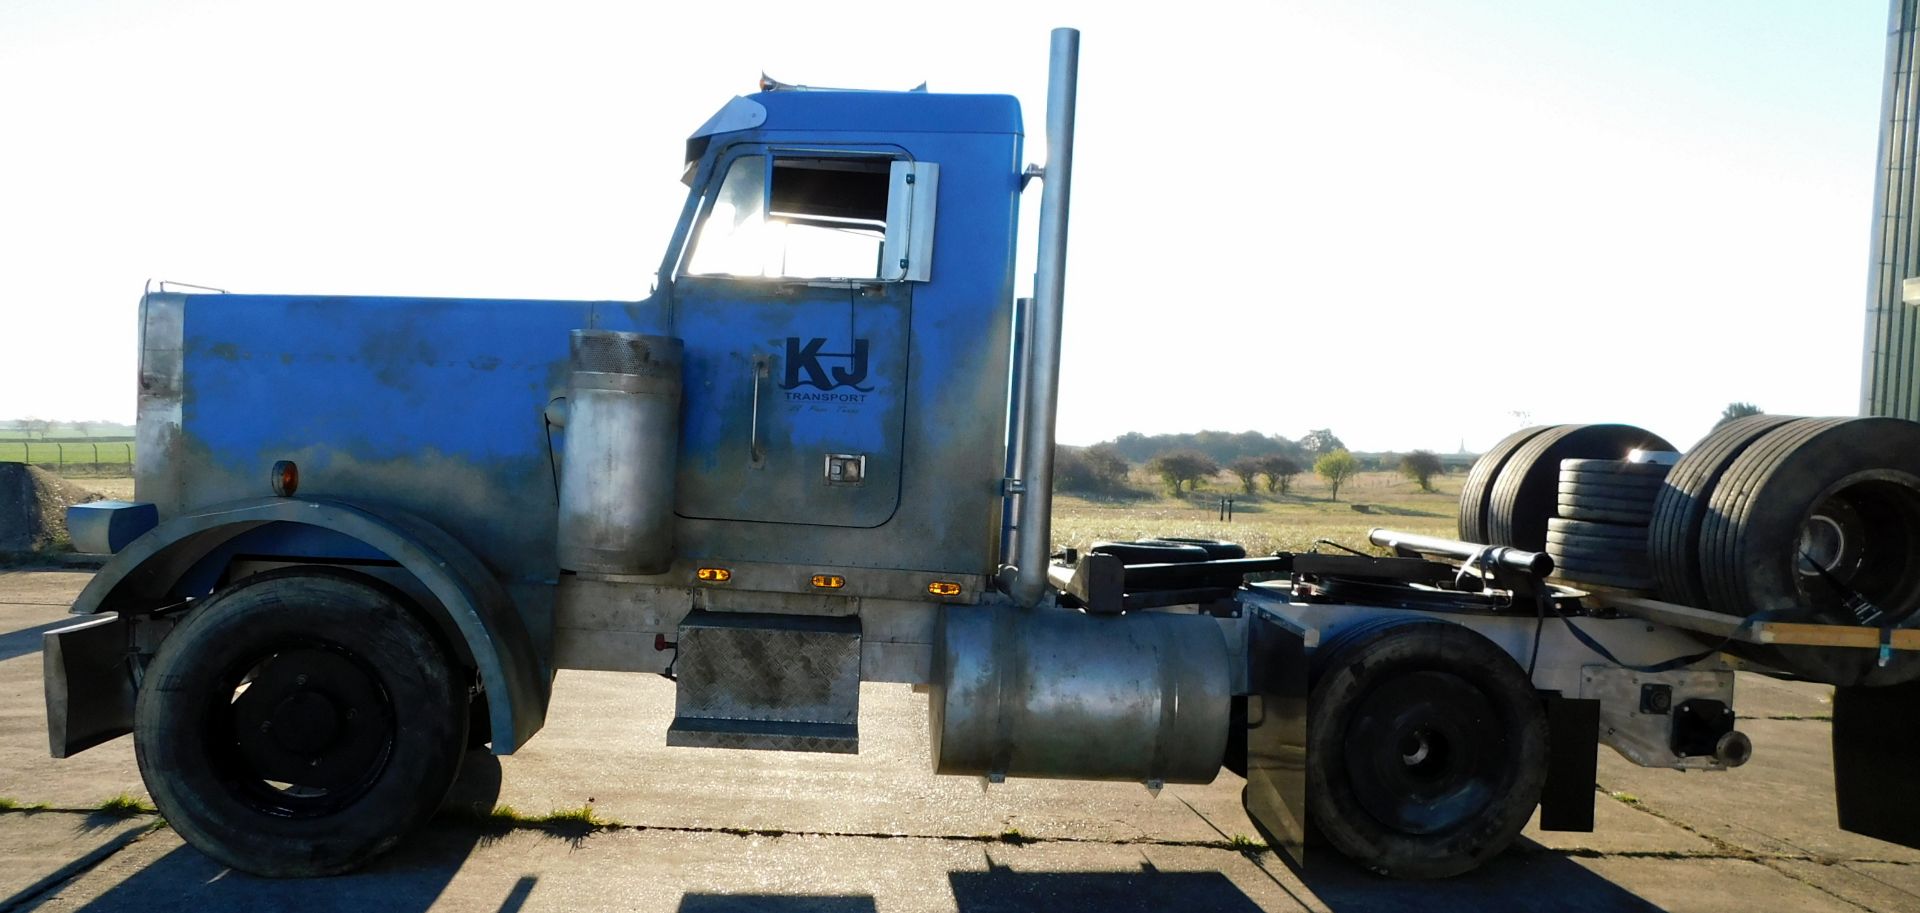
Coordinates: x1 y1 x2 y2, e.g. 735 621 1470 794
0 618 86 664
35 754 521 913
27 753 1663 913
1280 837 1665 913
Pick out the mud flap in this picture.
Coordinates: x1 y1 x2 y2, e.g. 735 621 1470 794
1243 608 1310 866
44 613 135 758
1833 679 1920 850
1538 695 1599 832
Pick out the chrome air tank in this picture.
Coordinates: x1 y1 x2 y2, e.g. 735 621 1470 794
557 330 683 574
930 604 1231 785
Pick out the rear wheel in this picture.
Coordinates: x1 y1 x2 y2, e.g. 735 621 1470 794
1699 417 1920 685
1306 618 1547 879
134 568 468 877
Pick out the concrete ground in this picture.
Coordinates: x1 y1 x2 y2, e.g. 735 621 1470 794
2 567 1916 912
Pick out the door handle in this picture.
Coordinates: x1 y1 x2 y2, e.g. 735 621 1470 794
749 354 769 468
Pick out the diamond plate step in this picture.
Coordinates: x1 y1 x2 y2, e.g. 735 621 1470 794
666 610 861 753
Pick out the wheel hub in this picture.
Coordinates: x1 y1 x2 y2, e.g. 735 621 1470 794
223 646 394 813
1344 671 1506 836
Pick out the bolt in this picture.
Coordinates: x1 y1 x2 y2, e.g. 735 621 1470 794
259 721 272 732
294 674 308 686
345 708 356 720
310 758 320 767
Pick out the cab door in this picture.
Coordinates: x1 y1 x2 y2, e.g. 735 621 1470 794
671 146 936 528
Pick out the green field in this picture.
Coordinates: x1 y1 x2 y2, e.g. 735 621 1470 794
0 438 136 474
1051 469 1461 557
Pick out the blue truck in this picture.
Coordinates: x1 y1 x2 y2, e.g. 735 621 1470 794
42 29 1920 880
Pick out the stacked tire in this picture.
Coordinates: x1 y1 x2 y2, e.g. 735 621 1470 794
1546 458 1672 593
1458 423 1673 553
1646 416 1920 686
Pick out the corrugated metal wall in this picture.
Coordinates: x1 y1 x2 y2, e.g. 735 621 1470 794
1864 0 1920 419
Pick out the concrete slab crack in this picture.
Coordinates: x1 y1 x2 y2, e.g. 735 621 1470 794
0 816 159 913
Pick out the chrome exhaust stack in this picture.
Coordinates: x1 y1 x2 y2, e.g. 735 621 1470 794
1007 27 1080 607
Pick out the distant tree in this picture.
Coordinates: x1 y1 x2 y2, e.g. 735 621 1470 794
1229 457 1262 494
1257 454 1304 494
1147 449 1219 496
24 417 51 440
1400 450 1445 493
1054 445 1096 493
1056 443 1133 495
1298 429 1345 457
6 419 25 438
70 420 93 437
1083 443 1132 491
1314 448 1361 502
1716 402 1762 427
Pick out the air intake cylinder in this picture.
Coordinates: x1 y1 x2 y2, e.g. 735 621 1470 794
557 330 683 574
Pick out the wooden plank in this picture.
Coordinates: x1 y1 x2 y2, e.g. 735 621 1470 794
1592 594 1920 652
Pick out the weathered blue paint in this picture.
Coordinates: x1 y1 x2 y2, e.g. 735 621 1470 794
100 86 1023 697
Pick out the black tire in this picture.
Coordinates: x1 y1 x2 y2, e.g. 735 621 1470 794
1548 556 1656 592
1699 417 1920 685
1140 537 1247 560
1558 476 1667 498
1648 414 1797 607
1546 518 1647 544
135 568 469 877
1556 494 1656 525
1559 458 1673 478
1306 618 1548 879
1545 542 1652 570
1458 426 1558 544
1089 540 1212 564
1486 424 1673 551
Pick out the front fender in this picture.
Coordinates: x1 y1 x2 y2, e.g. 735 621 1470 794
52 497 551 756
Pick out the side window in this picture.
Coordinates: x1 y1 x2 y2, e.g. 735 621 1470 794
685 153 937 282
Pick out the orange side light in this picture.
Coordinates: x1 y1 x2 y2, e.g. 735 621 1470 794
928 581 962 597
697 567 732 583
811 574 847 589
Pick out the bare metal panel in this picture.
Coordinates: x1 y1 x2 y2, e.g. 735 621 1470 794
1579 666 1738 770
134 293 185 516
556 331 683 574
666 610 862 753
930 604 1231 785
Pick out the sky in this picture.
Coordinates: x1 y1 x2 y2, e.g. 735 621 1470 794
0 0 1893 453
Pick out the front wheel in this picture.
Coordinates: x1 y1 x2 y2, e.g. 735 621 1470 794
135 568 468 877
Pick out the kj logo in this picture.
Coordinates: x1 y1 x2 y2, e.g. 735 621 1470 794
780 337 873 396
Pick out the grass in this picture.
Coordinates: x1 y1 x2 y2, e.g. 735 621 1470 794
93 793 157 816
1609 791 1642 806
1053 469 1462 557
1227 833 1265 851
0 440 135 467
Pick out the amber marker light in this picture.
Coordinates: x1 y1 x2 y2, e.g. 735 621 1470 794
270 460 299 497
696 567 732 583
928 581 962 596
811 574 847 589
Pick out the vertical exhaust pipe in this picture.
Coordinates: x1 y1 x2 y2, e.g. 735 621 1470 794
1009 27 1080 607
